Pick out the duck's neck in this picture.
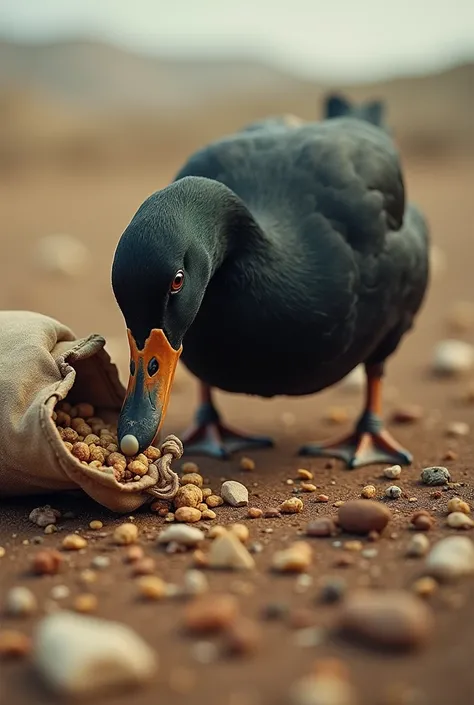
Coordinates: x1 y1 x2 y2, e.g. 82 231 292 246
175 176 267 274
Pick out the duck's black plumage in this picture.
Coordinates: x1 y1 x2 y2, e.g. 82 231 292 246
171 118 428 396
112 110 429 464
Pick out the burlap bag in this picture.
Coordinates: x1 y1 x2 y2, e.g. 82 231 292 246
0 311 181 513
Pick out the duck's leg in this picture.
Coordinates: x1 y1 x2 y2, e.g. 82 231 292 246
299 363 412 468
181 384 274 459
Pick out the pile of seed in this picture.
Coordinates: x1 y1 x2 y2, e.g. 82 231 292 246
53 401 161 483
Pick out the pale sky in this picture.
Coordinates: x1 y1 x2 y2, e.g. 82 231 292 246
1 0 473 81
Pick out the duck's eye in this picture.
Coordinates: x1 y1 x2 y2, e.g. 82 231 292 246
170 269 184 293
147 357 159 377
130 359 136 376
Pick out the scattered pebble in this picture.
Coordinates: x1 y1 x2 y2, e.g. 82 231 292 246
447 512 474 530
44 525 57 535
5 587 37 617
240 457 255 472
297 469 313 481
340 590 433 650
179 473 203 488
420 466 451 486
175 507 202 523
426 536 474 582
225 619 261 656
33 611 157 695
221 481 249 507
73 594 98 614
264 508 281 518
293 626 326 649
411 511 435 531
361 485 376 499
206 495 224 508
125 546 145 563
319 578 347 604
338 500 391 535
344 540 362 552
361 548 378 559
157 525 204 548
318 494 330 503
29 505 61 528
62 534 87 551
391 405 423 424
132 558 156 576
406 534 430 557
113 523 139 545
208 525 227 539
432 339 474 376
230 524 250 543
289 659 356 705
201 509 217 520
184 594 238 633
272 542 312 573
306 517 337 538
247 507 263 519
385 485 402 499
183 570 209 596
89 520 103 531
208 532 255 570
181 461 200 474
0 630 32 659
412 577 438 598
32 550 63 576
280 497 304 514
446 421 470 437
447 497 470 514
301 482 317 492
51 585 70 600
137 576 167 600
91 556 111 570
383 465 402 480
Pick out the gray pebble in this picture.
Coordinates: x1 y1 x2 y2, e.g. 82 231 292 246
385 485 402 499
319 578 347 604
421 466 451 486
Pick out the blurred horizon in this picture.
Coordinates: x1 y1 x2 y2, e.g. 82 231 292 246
1 0 474 83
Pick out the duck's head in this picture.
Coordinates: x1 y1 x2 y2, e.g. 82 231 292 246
324 93 386 129
111 179 218 455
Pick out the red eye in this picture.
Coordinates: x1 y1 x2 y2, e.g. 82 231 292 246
170 269 184 293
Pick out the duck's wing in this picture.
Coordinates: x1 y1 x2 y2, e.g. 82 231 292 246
174 118 405 254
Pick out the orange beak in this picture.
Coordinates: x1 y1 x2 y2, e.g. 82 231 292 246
117 328 182 455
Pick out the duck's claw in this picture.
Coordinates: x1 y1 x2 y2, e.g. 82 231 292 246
182 402 274 459
299 413 412 469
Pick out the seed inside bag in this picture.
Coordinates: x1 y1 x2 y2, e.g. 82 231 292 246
54 402 161 484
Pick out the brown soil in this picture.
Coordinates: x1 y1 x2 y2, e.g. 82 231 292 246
1 152 474 705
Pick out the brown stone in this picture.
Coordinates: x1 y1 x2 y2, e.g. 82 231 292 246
338 500 391 535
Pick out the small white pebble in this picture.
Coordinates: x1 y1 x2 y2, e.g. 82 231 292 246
91 556 111 570
446 421 470 438
183 570 209 596
447 512 474 530
383 465 402 479
5 586 37 616
120 434 140 456
406 533 430 557
50 585 70 601
294 574 313 594
33 611 157 695
293 627 326 648
220 480 249 507
432 339 474 376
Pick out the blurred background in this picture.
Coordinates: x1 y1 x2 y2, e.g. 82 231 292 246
0 0 473 414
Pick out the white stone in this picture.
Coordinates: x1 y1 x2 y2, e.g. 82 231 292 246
208 532 255 570
385 485 402 499
290 673 356 705
432 340 474 376
426 536 474 582
120 434 139 456
33 612 157 696
34 234 89 277
446 421 470 438
447 512 474 530
157 525 204 547
406 534 430 558
383 465 402 480
183 570 209 596
221 480 249 507
5 586 37 616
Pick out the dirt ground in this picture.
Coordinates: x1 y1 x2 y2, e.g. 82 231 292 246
1 151 474 705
